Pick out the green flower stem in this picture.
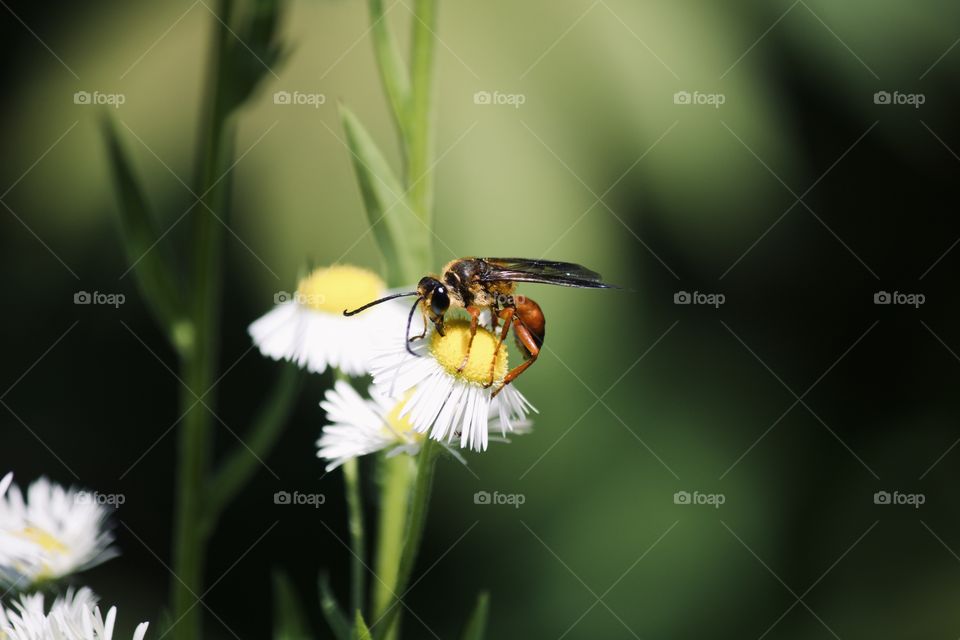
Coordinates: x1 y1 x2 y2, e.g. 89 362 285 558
171 0 235 637
343 457 366 618
405 0 438 226
373 438 441 640
371 453 416 639
361 2 440 637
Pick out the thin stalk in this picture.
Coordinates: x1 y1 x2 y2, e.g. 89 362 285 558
373 438 440 640
343 457 366 618
170 0 234 637
368 0 411 145
371 454 416 640
405 0 438 226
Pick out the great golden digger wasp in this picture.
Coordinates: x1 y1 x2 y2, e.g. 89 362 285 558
343 258 615 396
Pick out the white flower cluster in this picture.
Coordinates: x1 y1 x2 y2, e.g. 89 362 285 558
0 587 148 640
0 474 116 589
0 473 149 638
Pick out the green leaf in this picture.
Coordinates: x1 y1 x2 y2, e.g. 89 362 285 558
272 571 312 640
339 105 431 287
353 611 374 640
221 0 289 113
100 116 184 343
405 0 438 226
319 572 352 640
368 0 411 139
460 592 490 640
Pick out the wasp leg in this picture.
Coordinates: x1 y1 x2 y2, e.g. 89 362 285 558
456 306 483 372
491 321 540 397
484 307 515 388
408 307 429 343
491 297 544 397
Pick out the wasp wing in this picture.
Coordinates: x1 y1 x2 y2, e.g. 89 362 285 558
478 258 617 288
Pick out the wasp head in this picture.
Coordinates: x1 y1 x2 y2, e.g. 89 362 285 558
417 276 450 336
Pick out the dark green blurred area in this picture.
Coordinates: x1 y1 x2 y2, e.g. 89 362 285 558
3 0 960 637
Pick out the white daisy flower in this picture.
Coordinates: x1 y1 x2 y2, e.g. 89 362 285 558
317 380 423 471
0 476 118 588
0 587 149 640
371 318 536 452
249 265 409 376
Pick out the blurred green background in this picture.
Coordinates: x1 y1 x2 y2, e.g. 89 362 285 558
3 0 960 637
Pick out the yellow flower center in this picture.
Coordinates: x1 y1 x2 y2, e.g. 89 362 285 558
429 319 508 386
384 393 423 443
16 526 68 553
296 265 384 313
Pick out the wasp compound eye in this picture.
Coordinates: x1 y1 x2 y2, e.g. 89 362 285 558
430 287 450 316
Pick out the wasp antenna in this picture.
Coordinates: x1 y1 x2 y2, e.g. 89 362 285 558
343 291 420 316
405 297 424 357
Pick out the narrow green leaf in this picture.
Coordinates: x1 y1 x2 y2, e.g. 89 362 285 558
319 572 352 640
460 592 490 640
220 0 289 113
353 611 374 640
272 571 312 640
339 105 431 287
101 116 184 342
406 0 438 226
368 0 411 139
